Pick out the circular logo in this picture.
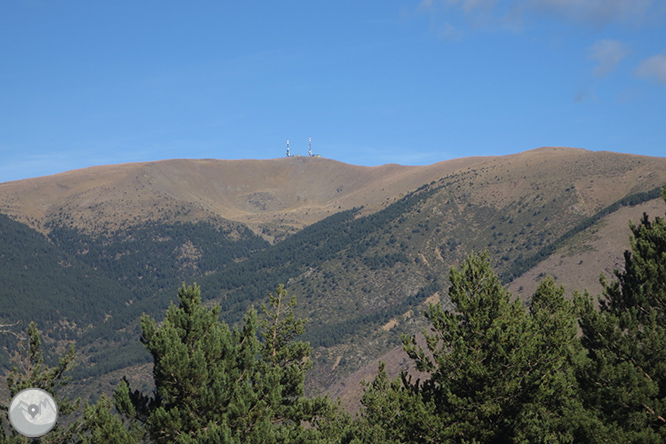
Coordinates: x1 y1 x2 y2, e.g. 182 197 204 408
8 388 58 437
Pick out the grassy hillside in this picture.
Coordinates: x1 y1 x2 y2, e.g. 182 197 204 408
0 156 462 241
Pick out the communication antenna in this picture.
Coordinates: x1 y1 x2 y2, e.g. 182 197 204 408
308 137 312 157
286 139 290 157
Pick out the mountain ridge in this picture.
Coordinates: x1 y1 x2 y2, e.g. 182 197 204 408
1 147 661 241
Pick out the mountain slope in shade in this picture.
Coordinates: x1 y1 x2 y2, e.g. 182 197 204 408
0 211 132 331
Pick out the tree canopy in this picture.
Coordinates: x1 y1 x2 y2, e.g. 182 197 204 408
112 283 331 444
575 185 666 442
355 252 594 443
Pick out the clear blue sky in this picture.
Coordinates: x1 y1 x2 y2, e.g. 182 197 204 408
1 1 665 183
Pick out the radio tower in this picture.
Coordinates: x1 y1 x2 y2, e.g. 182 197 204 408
286 139 290 157
308 137 312 157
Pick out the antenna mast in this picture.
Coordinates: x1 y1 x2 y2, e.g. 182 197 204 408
308 137 312 157
286 139 290 157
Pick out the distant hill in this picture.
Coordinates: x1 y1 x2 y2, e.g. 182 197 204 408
1 147 665 408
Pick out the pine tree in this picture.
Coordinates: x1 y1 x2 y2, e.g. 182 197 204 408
515 277 596 443
0 322 81 443
78 395 143 444
356 361 436 444
255 285 331 439
357 251 590 443
114 283 330 444
577 184 666 442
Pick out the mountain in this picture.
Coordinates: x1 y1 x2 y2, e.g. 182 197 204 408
1 147 665 408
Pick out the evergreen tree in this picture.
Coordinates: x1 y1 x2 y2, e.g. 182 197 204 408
577 184 666 442
355 361 434 444
78 395 143 444
114 283 330 444
0 322 81 443
357 252 590 443
516 277 597 443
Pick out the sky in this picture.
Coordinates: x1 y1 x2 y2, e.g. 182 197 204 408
1 1 665 183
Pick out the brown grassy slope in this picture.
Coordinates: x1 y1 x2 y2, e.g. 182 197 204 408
2 147 665 412
0 156 483 239
508 197 666 299
458 147 664 214
1 147 664 242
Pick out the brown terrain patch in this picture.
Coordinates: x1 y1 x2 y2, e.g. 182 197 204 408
508 197 666 299
326 333 431 415
464 147 664 215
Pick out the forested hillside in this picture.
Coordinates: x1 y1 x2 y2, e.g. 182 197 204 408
0 212 131 363
2 184 665 443
0 215 269 377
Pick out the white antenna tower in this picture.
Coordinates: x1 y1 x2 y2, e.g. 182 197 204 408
286 138 290 157
308 137 312 157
